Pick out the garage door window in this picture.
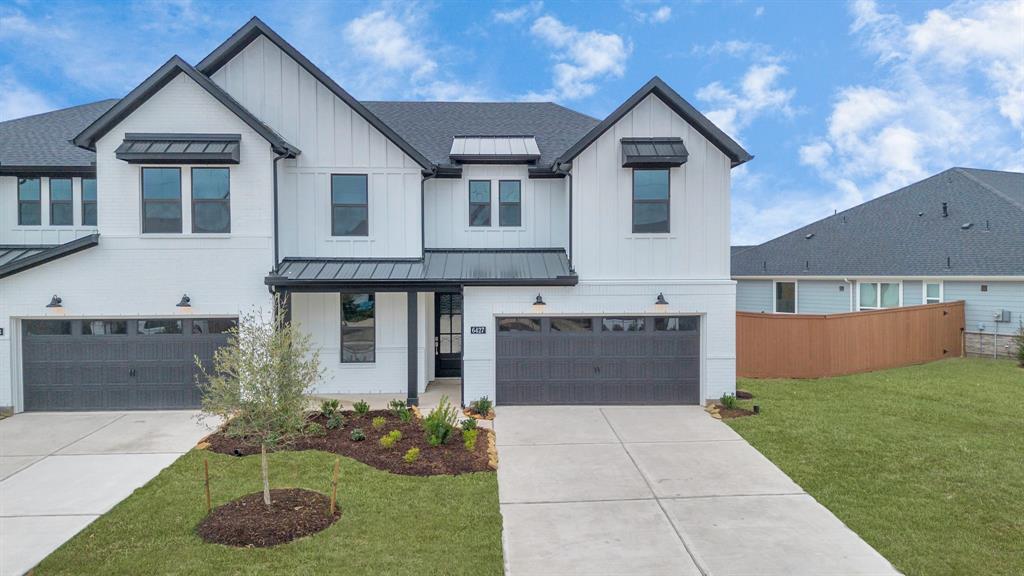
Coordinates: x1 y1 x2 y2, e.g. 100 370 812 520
498 317 540 332
138 319 183 335
83 320 128 335
655 317 698 331
192 318 237 334
601 317 646 332
550 317 592 332
24 320 71 335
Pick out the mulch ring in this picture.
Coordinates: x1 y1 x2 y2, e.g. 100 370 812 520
205 410 493 476
196 488 339 548
705 402 757 420
463 408 494 420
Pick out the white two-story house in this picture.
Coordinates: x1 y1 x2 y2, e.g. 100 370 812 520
0 18 750 413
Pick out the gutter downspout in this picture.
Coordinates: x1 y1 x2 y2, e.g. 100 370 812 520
843 278 854 311
269 150 289 295
554 162 573 268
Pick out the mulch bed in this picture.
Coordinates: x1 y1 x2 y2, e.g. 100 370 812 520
714 404 757 419
735 389 754 400
196 488 339 548
205 410 492 476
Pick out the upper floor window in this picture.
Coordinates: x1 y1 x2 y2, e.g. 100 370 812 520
17 177 41 226
499 180 522 227
859 282 900 310
191 168 230 233
775 281 797 313
331 174 368 236
632 169 670 233
49 178 73 226
924 282 942 304
142 167 182 233
469 180 491 227
82 178 97 226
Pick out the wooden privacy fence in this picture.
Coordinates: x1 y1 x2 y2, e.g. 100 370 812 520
737 301 965 379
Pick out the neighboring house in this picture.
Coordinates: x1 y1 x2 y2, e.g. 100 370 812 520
733 168 1024 359
0 17 750 413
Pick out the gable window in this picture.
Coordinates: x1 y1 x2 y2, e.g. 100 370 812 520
774 281 797 313
191 168 230 233
82 178 97 226
331 174 368 236
924 282 942 304
469 180 491 227
499 180 521 227
859 282 900 310
18 177 41 225
341 293 375 362
141 167 181 233
49 178 73 225
632 169 670 233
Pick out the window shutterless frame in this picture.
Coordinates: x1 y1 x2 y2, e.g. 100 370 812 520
340 293 376 363
923 281 943 304
331 174 369 236
632 168 670 233
773 280 798 313
17 177 41 226
191 167 231 233
498 180 522 227
81 177 97 226
468 180 492 227
140 167 182 233
48 177 73 226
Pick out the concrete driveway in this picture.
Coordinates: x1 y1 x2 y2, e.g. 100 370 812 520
495 406 899 576
0 411 214 576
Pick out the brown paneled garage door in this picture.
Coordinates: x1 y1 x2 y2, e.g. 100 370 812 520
21 318 235 411
495 316 700 405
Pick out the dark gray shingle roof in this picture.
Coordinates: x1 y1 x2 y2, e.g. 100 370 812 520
0 100 117 172
362 101 599 168
732 168 1024 277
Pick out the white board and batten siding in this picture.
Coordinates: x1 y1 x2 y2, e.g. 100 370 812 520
570 93 732 281
424 165 568 249
209 34 423 259
0 176 98 245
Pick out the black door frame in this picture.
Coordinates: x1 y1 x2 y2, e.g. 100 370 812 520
433 292 463 378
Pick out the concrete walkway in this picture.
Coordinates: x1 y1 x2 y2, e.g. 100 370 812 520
0 411 214 576
495 406 899 576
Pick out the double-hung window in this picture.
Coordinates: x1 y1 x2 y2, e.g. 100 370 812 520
924 282 942 304
82 178 97 226
141 167 182 233
341 293 375 362
17 177 41 225
331 174 368 236
191 168 230 233
499 180 521 227
49 178 73 225
469 180 491 227
774 281 797 313
632 169 670 233
859 282 900 310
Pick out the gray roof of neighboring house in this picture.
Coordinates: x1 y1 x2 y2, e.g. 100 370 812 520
363 101 599 169
267 248 577 288
0 100 117 173
732 168 1024 277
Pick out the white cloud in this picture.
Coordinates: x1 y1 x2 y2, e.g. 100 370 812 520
754 6 765 17
0 72 55 121
494 1 543 23
624 2 672 23
649 6 672 23
695 53 795 141
527 15 631 101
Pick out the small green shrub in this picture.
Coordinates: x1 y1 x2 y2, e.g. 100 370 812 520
320 399 341 418
372 416 387 430
422 395 458 446
388 399 406 413
397 407 413 422
720 393 738 409
305 421 326 436
463 428 479 451
470 396 493 416
353 400 370 415
326 414 344 430
350 428 366 441
403 447 420 463
462 417 477 431
380 429 402 448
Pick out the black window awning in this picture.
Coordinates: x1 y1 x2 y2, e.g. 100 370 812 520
621 137 688 168
115 133 241 164
0 234 100 279
266 248 577 291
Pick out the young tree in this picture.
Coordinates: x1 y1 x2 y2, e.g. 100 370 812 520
197 299 322 508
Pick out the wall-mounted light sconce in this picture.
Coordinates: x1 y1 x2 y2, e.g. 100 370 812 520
532 293 546 312
176 294 192 309
46 295 63 308
655 293 669 306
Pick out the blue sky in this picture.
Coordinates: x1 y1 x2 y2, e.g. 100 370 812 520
1 0 1021 243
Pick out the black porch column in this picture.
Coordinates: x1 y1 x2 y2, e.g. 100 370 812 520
407 290 419 406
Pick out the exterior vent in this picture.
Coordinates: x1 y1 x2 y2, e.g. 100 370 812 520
805 233 814 239
961 222 973 230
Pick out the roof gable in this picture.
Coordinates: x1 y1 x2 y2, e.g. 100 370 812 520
555 76 752 168
73 56 299 157
196 17 433 172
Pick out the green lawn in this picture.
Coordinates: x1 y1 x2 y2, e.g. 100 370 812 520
727 358 1024 576
35 450 503 575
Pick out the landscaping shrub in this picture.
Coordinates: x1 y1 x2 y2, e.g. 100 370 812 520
720 393 738 409
389 399 413 422
462 417 477 431
470 396 493 416
320 399 341 418
305 422 326 437
353 400 370 415
372 416 386 430
397 407 413 423
463 428 479 452
350 428 366 442
403 447 420 463
1015 321 1024 367
380 430 402 448
326 414 344 430
423 395 458 446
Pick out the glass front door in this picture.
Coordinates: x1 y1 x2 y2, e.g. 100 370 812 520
434 293 462 378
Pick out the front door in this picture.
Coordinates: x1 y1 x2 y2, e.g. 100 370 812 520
434 293 463 378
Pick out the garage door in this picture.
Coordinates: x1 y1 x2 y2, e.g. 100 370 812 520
495 316 700 405
21 318 235 411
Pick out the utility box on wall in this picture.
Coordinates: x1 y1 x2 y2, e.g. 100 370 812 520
994 310 1011 323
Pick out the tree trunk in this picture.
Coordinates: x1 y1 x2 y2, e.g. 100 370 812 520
261 443 271 508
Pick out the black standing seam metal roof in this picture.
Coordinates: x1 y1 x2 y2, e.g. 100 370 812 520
267 249 577 287
0 100 117 174
0 234 100 279
73 56 300 157
731 168 1024 277
621 137 689 168
115 133 242 164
